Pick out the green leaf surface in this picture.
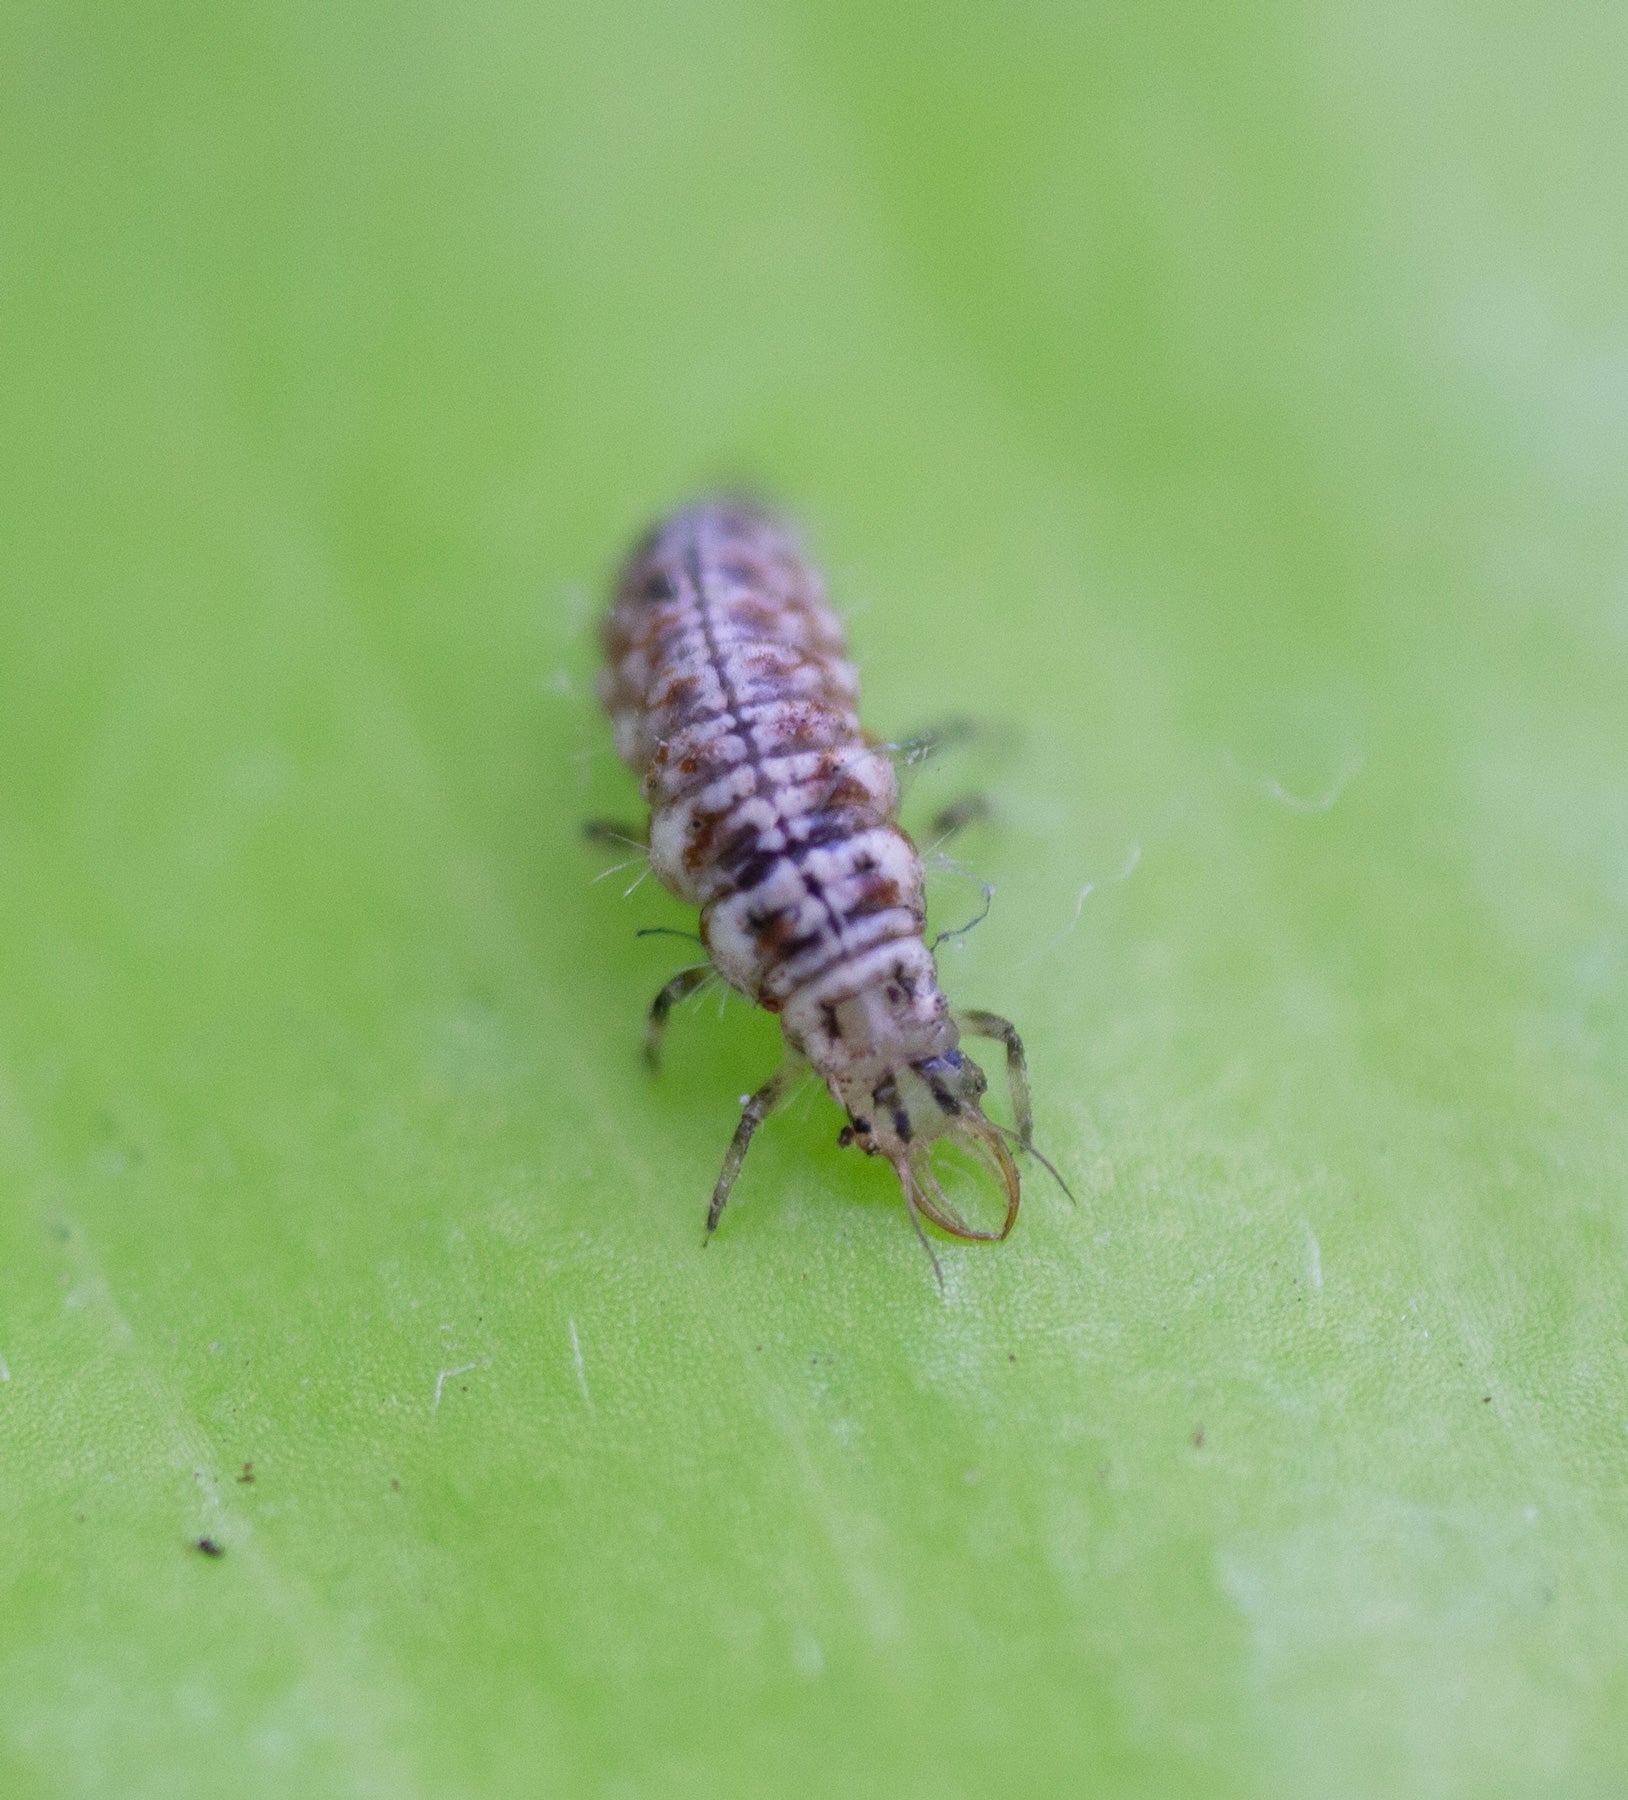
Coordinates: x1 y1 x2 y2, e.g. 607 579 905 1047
3 2 1626 1795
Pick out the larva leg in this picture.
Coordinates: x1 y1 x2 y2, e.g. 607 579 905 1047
953 1010 1075 1201
705 1060 801 1239
644 964 714 1072
886 715 1022 768
582 817 648 850
881 716 981 768
927 792 992 846
955 1009 1034 1147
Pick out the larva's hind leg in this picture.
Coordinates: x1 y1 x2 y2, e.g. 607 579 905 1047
880 718 1006 847
955 1009 1034 1147
644 964 714 1071
882 715 1020 769
704 1058 802 1240
926 792 993 847
879 716 982 768
582 817 648 850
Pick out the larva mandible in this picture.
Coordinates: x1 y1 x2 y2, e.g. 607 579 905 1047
597 498 1061 1271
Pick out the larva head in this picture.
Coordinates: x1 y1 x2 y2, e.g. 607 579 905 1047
786 946 1021 1241
834 1043 1020 1242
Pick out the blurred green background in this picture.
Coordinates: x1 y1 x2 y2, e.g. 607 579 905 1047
3 1 1627 1795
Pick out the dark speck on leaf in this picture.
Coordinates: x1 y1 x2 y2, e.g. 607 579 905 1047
236 1461 254 1484
193 1537 225 1558
1193 1425 1205 1449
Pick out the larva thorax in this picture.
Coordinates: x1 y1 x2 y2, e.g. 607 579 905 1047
599 499 1020 1243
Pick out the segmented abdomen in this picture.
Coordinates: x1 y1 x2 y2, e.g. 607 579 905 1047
599 501 924 1014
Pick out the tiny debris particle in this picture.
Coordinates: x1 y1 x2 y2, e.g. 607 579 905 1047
1007 1352 1016 1363
237 1461 255 1484
390 1477 401 1492
193 1537 225 1558
1193 1425 1206 1449
432 1359 487 1412
1482 1395 1492 1404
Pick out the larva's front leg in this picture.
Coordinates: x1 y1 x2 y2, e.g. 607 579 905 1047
953 1010 1075 1203
704 1058 802 1240
954 1009 1034 1147
644 964 714 1072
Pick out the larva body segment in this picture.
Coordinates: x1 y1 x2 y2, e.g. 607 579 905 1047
598 499 1028 1255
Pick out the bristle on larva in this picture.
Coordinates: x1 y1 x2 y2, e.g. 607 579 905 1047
597 498 1054 1270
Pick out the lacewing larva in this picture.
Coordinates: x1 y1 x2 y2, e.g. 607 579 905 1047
595 498 1067 1276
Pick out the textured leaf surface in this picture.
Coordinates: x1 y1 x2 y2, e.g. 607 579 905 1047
3 3 1626 1795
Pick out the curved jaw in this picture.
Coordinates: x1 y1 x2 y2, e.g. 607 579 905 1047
828 1045 1026 1278
894 1112 1021 1244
